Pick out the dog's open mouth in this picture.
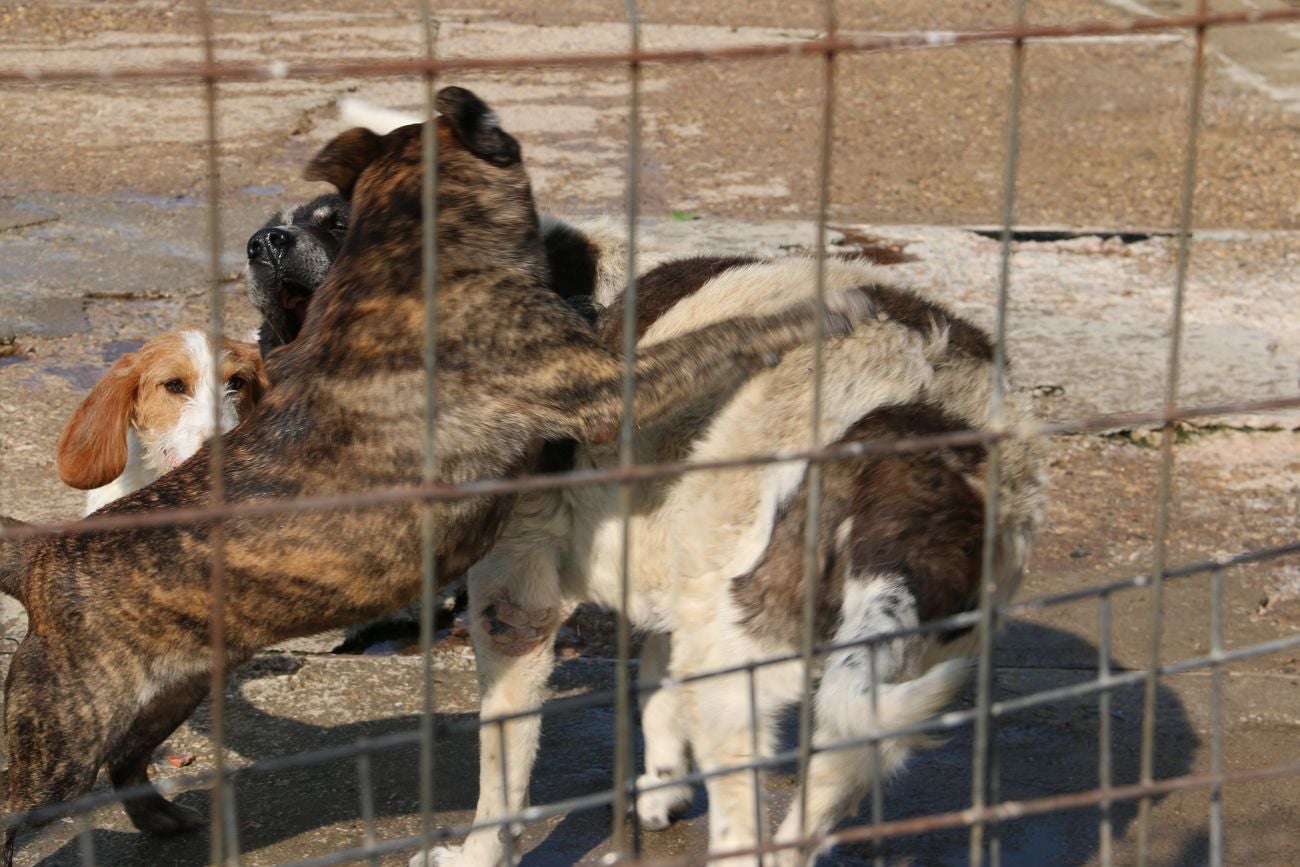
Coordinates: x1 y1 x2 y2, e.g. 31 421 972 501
279 281 314 336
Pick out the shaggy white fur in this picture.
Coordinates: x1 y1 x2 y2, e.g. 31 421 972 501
415 237 1046 867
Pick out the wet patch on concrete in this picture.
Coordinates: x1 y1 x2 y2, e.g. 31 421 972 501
99 338 145 361
108 191 203 209
0 199 59 234
0 295 89 340
238 184 287 198
42 363 106 392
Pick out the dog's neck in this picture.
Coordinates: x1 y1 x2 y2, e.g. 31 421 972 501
84 428 156 515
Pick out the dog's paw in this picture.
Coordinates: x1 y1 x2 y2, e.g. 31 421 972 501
125 797 205 837
634 773 693 831
408 845 462 867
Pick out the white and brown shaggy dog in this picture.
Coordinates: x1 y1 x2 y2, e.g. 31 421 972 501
56 329 266 514
420 251 1046 866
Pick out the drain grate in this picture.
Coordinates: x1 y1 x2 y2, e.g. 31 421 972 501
966 227 1174 244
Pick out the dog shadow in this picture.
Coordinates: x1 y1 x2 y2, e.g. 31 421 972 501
31 620 1199 866
522 619 1202 866
824 618 1203 865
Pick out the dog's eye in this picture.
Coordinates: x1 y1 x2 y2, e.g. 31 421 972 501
227 376 245 392
163 379 187 395
331 214 348 232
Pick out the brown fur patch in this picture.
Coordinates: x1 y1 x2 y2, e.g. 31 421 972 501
730 403 987 647
595 256 759 350
867 284 993 362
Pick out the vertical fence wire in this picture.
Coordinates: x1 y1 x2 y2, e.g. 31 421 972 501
416 4 441 865
968 2 1027 864
1208 567 1225 866
612 0 643 858
745 668 764 854
195 0 234 862
867 639 885 867
1136 5 1209 863
356 738 380 867
793 0 838 848
75 813 95 866
1097 592 1114 867
496 720 516 865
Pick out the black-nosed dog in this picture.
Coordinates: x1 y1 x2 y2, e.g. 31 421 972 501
246 199 608 359
246 193 349 356
0 86 869 863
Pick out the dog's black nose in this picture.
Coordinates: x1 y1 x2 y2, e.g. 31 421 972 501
247 227 294 262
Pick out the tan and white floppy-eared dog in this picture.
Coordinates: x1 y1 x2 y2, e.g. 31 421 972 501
0 86 872 865
56 329 267 515
417 251 1047 867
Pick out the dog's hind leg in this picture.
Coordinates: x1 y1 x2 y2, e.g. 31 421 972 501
106 674 211 836
2 638 117 866
635 631 693 831
769 578 967 867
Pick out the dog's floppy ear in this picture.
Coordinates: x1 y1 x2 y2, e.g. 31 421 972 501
56 352 140 490
223 340 270 409
304 127 385 200
435 86 521 167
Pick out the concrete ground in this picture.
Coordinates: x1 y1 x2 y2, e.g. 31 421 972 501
1 1 1298 865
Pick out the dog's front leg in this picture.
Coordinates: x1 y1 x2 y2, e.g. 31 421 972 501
412 551 563 867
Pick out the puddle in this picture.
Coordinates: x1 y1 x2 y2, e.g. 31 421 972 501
238 184 286 198
43 363 105 391
0 294 89 339
100 339 144 361
109 191 203 209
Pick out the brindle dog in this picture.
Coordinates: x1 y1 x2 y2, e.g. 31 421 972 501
0 87 868 863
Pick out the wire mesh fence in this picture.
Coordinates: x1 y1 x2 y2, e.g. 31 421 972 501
1 2 1299 866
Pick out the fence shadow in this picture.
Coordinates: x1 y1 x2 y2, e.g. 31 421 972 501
521 619 1201 865
30 654 479 865
830 618 1202 865
28 619 1199 866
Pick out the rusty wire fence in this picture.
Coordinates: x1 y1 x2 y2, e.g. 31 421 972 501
3 2 1300 866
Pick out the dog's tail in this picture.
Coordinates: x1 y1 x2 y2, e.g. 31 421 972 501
0 516 30 606
338 98 420 136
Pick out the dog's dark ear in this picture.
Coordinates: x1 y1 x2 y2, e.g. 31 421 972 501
435 86 521 167
304 128 385 200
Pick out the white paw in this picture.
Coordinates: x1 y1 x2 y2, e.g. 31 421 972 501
408 844 462 867
635 772 693 831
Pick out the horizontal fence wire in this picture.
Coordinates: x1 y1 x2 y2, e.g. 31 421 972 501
1 394 1297 545
1 7 1297 867
4 535 1297 836
625 759 1300 867
3 7 1299 83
